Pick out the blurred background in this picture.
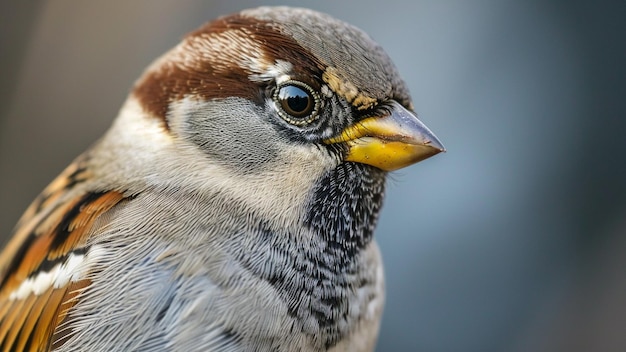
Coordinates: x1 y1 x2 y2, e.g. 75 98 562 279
1 1 624 351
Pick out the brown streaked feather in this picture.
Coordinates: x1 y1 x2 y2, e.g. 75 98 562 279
0 295 29 349
15 158 90 231
0 190 126 295
50 279 92 350
48 191 125 259
0 285 73 352
0 159 90 281
31 287 68 351
14 286 53 351
0 163 131 351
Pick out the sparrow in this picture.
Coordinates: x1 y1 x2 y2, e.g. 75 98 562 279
0 6 444 352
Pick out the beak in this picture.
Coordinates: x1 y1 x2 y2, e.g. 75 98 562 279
324 101 445 171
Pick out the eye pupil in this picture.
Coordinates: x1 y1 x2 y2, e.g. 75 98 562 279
278 85 313 117
274 81 320 125
286 91 309 113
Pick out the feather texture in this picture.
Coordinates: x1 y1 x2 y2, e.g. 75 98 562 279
0 159 129 350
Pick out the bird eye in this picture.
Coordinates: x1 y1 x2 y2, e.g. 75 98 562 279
274 81 320 126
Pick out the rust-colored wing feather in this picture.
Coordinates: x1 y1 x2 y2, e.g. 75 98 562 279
0 160 129 351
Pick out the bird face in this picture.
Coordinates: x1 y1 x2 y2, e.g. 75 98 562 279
123 7 443 227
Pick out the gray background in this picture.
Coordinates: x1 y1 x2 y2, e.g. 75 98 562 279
1 1 625 351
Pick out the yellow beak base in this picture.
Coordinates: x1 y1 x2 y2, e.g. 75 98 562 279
344 137 442 171
324 101 445 171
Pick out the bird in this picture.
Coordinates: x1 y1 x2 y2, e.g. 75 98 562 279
0 6 444 352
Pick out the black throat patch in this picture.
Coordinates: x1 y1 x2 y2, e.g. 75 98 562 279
304 162 386 258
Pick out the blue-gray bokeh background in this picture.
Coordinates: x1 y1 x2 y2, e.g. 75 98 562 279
1 1 624 351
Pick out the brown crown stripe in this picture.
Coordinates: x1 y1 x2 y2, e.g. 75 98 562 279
133 13 325 128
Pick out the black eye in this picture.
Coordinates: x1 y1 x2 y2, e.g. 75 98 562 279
274 81 320 126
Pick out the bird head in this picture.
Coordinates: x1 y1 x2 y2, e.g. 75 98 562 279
97 6 444 240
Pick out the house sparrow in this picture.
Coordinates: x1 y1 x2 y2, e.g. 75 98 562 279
0 6 443 352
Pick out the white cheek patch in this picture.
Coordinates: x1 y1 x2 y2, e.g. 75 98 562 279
8 247 102 300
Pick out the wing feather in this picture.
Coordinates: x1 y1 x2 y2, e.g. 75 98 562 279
0 160 130 351
15 286 53 351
